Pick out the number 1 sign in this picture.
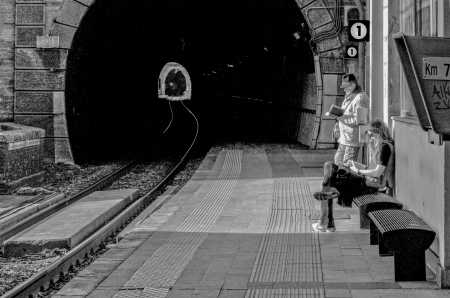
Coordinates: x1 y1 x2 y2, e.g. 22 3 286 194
348 20 370 42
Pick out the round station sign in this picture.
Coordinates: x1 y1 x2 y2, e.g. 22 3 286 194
348 20 370 42
345 46 358 58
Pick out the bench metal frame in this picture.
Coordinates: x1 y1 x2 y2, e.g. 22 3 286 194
368 209 436 282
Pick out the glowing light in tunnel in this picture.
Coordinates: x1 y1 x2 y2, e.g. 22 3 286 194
158 62 192 101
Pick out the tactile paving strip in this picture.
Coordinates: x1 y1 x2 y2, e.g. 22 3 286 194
122 150 242 293
143 287 170 297
113 288 169 298
124 233 206 288
113 289 143 298
267 210 314 234
272 178 314 215
247 177 324 297
245 288 324 298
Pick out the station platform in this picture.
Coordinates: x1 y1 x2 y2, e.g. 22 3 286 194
54 147 450 298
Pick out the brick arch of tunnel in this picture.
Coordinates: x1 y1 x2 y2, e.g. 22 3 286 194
14 0 362 163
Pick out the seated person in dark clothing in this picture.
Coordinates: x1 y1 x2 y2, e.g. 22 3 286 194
312 119 394 232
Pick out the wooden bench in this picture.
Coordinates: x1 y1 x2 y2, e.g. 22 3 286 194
368 209 435 281
353 192 403 229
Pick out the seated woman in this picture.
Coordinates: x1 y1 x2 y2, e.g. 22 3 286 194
312 119 394 232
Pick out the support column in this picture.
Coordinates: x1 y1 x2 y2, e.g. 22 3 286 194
383 0 400 126
369 0 384 122
382 0 389 124
442 0 450 289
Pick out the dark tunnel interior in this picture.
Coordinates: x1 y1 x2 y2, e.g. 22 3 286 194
65 0 315 163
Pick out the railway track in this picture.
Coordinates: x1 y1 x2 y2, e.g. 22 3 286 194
0 161 137 246
2 101 199 298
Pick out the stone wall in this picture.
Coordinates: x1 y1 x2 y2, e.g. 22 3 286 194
13 0 72 163
0 0 14 121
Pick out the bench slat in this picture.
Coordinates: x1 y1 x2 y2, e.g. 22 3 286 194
368 209 433 233
354 192 401 207
354 192 402 229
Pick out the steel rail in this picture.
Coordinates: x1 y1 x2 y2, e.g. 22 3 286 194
3 101 199 298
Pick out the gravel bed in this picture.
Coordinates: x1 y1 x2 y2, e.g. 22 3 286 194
107 160 175 195
0 248 67 296
0 161 125 296
39 161 126 196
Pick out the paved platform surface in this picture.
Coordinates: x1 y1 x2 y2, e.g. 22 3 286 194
54 147 450 298
4 189 138 256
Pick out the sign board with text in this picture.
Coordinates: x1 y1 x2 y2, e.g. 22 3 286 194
394 34 450 135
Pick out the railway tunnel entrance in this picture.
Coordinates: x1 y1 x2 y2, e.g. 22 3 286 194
61 0 348 163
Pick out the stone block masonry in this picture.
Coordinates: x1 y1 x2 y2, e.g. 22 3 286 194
0 122 45 193
12 0 74 162
0 0 15 121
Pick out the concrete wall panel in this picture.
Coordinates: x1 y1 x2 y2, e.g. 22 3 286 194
15 91 64 113
295 0 316 9
316 36 341 53
301 74 317 111
50 23 76 49
0 0 14 120
15 48 67 69
1 0 15 24
15 115 55 137
15 26 43 47
297 112 315 145
15 113 68 138
316 118 335 145
320 57 344 74
43 137 73 163
313 21 336 35
393 118 445 267
15 70 65 90
16 4 45 25
57 0 88 27
322 74 340 96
